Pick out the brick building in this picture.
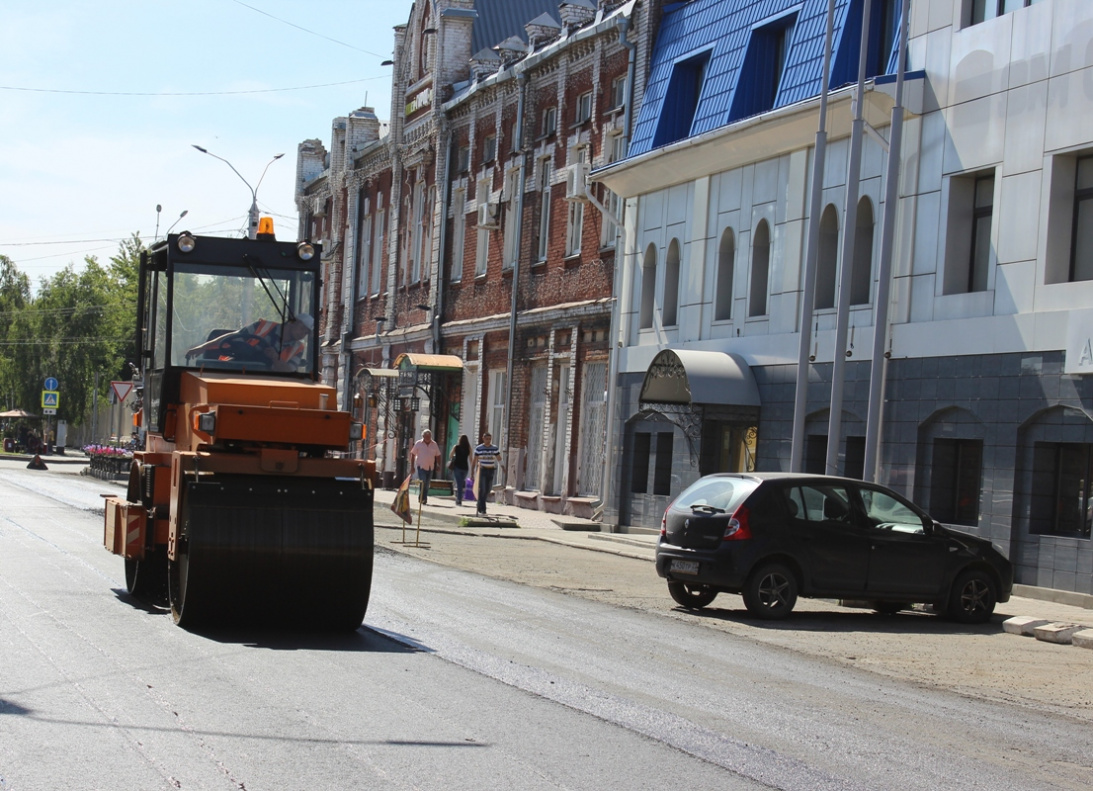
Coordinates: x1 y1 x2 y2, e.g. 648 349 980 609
297 0 658 509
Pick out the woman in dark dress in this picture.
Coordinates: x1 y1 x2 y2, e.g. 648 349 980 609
449 435 472 506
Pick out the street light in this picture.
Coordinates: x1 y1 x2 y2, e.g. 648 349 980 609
164 209 189 238
191 145 284 240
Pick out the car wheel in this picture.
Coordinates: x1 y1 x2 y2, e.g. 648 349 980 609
742 562 798 620
667 581 717 609
947 569 997 624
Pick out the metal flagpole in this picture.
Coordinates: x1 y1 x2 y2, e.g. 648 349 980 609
791 0 837 472
825 0 873 475
864 1 911 482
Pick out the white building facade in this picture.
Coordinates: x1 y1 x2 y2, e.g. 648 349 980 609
597 0 1093 597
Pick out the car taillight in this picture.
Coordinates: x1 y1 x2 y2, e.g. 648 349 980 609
723 505 752 541
660 508 668 537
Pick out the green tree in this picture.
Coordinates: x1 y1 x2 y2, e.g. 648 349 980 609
3 236 142 427
0 255 32 411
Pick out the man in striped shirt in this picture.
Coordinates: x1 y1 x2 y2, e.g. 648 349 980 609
472 432 501 516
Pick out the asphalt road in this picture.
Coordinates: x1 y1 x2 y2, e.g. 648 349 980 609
2 461 1092 790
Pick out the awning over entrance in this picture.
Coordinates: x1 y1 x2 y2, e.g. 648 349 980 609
393 353 463 372
639 349 761 407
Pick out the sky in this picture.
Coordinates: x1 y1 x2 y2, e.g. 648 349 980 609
0 0 413 289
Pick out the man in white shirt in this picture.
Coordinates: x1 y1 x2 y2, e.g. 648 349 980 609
409 429 442 504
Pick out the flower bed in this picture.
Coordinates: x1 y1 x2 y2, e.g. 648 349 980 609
82 445 133 480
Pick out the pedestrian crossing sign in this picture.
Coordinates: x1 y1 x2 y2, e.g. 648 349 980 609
42 390 59 409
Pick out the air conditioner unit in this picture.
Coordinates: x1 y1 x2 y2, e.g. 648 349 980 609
476 202 500 229
565 162 589 202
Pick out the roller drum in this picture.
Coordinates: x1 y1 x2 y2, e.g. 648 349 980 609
170 475 374 630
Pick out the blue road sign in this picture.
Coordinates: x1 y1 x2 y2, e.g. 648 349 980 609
44 377 58 391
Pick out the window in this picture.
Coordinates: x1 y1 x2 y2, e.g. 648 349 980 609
577 362 607 497
969 0 1044 26
371 198 384 296
1070 156 1093 282
542 106 556 137
749 220 770 317
729 13 796 123
851 197 874 305
456 145 470 173
565 148 585 256
537 157 552 261
715 229 735 321
575 91 592 125
653 432 674 496
816 205 839 310
410 181 425 282
475 224 490 276
968 175 993 292
609 75 626 110
860 486 926 534
640 243 656 329
566 200 584 256
869 0 900 77
631 433 651 493
476 178 491 276
489 370 507 451
450 187 465 282
525 365 547 490
930 438 982 526
663 238 681 327
652 50 710 148
357 194 371 298
503 167 520 269
483 134 497 163
943 169 994 294
1030 442 1093 537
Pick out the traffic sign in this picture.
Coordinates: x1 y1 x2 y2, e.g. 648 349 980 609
111 381 134 403
43 408 57 416
42 390 59 409
44 377 58 391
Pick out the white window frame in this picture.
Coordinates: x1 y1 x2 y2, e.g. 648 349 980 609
450 186 465 283
537 157 552 261
358 198 372 298
371 198 385 297
576 91 592 124
489 370 507 451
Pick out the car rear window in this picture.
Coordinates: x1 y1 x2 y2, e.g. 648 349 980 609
674 477 758 513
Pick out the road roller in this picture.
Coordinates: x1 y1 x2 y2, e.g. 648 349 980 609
103 222 374 630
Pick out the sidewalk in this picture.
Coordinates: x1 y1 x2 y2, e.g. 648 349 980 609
372 484 660 562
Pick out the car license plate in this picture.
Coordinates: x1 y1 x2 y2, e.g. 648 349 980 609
671 559 699 575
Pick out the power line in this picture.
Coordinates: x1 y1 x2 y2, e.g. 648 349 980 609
0 76 386 97
231 0 388 58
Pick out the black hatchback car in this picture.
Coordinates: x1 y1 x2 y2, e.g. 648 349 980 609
655 473 1013 622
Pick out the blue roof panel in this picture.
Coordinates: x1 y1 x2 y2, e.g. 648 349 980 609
629 0 900 158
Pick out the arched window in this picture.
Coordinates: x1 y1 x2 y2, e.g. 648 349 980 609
749 220 770 317
815 204 839 310
640 243 657 329
663 239 681 327
851 197 874 305
715 228 734 321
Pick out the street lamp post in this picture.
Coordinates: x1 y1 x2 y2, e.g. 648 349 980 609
191 145 284 240
164 209 188 239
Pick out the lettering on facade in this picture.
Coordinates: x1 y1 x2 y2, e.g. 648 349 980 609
1064 309 1093 375
405 86 433 117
